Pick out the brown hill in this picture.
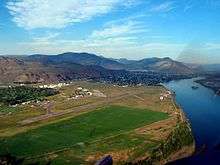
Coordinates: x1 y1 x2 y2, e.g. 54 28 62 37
0 56 116 83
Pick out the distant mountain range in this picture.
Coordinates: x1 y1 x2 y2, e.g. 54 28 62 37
25 52 194 73
25 52 125 70
0 52 195 84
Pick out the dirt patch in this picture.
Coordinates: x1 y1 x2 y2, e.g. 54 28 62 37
86 150 131 163
93 90 107 98
135 117 177 141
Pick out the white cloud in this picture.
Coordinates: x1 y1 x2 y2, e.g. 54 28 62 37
16 36 185 59
6 0 132 29
204 43 220 50
150 1 176 13
104 13 148 27
32 33 60 42
90 21 148 39
11 14 183 59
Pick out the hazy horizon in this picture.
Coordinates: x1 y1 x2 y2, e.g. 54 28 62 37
0 0 220 64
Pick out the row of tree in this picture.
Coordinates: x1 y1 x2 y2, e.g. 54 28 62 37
0 86 59 105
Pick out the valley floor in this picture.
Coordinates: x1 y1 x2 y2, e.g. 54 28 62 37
0 82 195 164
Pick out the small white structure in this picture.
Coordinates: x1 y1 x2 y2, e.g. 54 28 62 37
36 100 41 104
21 101 31 105
77 87 83 90
160 90 172 100
122 85 128 88
39 83 70 89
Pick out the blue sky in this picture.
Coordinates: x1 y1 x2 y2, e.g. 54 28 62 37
0 0 220 63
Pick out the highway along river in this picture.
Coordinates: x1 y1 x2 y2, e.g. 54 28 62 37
164 78 220 165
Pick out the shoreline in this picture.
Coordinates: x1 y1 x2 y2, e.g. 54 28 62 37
129 85 196 165
195 78 220 96
162 85 196 164
197 83 220 96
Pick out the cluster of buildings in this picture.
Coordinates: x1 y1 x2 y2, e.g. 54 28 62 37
39 83 70 89
160 90 172 101
69 87 107 100
70 87 93 100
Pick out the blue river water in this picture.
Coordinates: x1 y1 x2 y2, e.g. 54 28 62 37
164 78 220 165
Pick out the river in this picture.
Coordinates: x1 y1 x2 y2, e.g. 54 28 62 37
164 78 220 165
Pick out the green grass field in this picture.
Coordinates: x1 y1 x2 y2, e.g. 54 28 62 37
0 105 168 158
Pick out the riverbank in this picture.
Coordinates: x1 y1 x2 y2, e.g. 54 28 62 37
195 78 220 95
149 87 196 164
164 122 195 164
123 86 195 165
163 78 220 164
126 121 195 165
167 87 195 163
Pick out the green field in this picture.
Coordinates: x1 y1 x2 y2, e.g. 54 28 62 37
0 105 169 158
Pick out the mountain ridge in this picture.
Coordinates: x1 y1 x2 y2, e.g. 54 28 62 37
0 52 195 84
25 52 193 74
25 52 125 70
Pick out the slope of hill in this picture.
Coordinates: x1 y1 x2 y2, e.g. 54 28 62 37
0 56 122 84
0 56 46 83
114 58 137 65
26 52 125 70
121 57 193 74
25 53 193 75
